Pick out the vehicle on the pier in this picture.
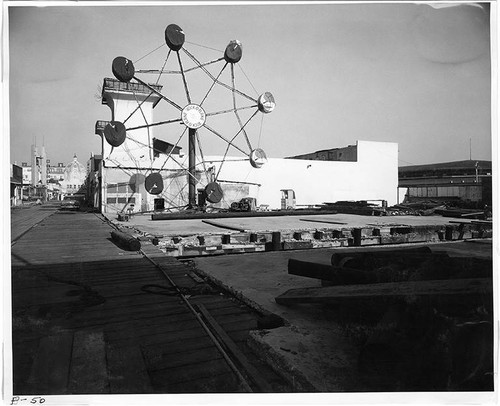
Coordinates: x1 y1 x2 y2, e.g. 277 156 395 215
230 197 257 212
61 194 83 210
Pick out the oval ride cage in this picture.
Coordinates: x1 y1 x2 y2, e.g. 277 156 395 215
103 23 275 214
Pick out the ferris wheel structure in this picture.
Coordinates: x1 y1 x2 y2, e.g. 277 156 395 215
102 23 275 213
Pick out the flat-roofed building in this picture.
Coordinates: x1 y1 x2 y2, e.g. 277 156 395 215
398 160 492 207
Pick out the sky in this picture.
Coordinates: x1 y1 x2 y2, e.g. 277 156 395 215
7 1 492 167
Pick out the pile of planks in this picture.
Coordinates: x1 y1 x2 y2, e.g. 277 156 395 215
434 207 490 220
276 246 493 391
320 201 386 216
387 201 447 216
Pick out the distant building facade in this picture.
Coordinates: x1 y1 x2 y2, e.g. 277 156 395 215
10 164 23 206
86 154 102 209
18 145 87 201
398 160 492 207
61 154 87 196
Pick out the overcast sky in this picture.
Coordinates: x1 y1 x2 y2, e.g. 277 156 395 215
7 2 492 167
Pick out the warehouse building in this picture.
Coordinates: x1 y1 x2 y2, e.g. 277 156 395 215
398 160 492 207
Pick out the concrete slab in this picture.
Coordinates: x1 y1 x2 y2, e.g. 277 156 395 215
119 214 225 237
192 247 360 391
122 212 466 237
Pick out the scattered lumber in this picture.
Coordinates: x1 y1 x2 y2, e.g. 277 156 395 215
387 201 447 216
281 242 493 391
434 208 487 219
110 230 141 251
331 246 434 267
275 278 492 305
450 219 492 225
320 201 386 216
288 246 491 286
288 259 379 284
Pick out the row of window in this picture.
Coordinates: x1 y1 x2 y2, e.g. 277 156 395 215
106 197 136 204
408 185 482 198
107 184 134 193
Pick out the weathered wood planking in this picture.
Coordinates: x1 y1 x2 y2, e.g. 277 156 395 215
68 330 109 394
26 333 74 395
12 210 272 394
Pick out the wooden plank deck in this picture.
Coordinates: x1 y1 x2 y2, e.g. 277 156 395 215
11 209 285 394
11 204 59 242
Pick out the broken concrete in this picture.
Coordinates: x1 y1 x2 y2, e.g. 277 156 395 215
191 241 492 391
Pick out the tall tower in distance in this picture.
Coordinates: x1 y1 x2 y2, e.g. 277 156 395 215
30 142 47 187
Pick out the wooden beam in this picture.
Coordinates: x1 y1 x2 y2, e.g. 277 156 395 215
288 259 378 284
331 246 433 266
197 304 273 392
275 278 492 305
110 230 141 251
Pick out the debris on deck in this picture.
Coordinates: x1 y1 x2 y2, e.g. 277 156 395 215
275 246 493 391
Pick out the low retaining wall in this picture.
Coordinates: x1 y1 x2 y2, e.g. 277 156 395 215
154 221 492 257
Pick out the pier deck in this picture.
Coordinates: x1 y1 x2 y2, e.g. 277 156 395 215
10 206 287 395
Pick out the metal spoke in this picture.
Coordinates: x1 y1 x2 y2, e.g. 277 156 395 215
123 92 154 125
126 117 183 132
216 110 259 180
200 62 228 106
231 64 253 151
134 43 165 64
202 124 247 155
133 76 183 111
156 49 172 84
177 51 191 104
196 131 209 179
182 48 257 104
135 57 225 75
132 89 152 161
205 104 258 117
159 127 188 172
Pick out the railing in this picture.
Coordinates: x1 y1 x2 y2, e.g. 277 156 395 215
95 120 110 133
103 77 162 94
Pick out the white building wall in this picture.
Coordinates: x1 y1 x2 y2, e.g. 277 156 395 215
98 81 398 213
98 140 398 213
102 91 159 168
207 140 398 209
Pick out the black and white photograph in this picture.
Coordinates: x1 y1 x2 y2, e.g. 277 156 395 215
5 1 497 404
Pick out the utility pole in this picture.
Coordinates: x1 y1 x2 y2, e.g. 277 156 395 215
188 127 197 209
